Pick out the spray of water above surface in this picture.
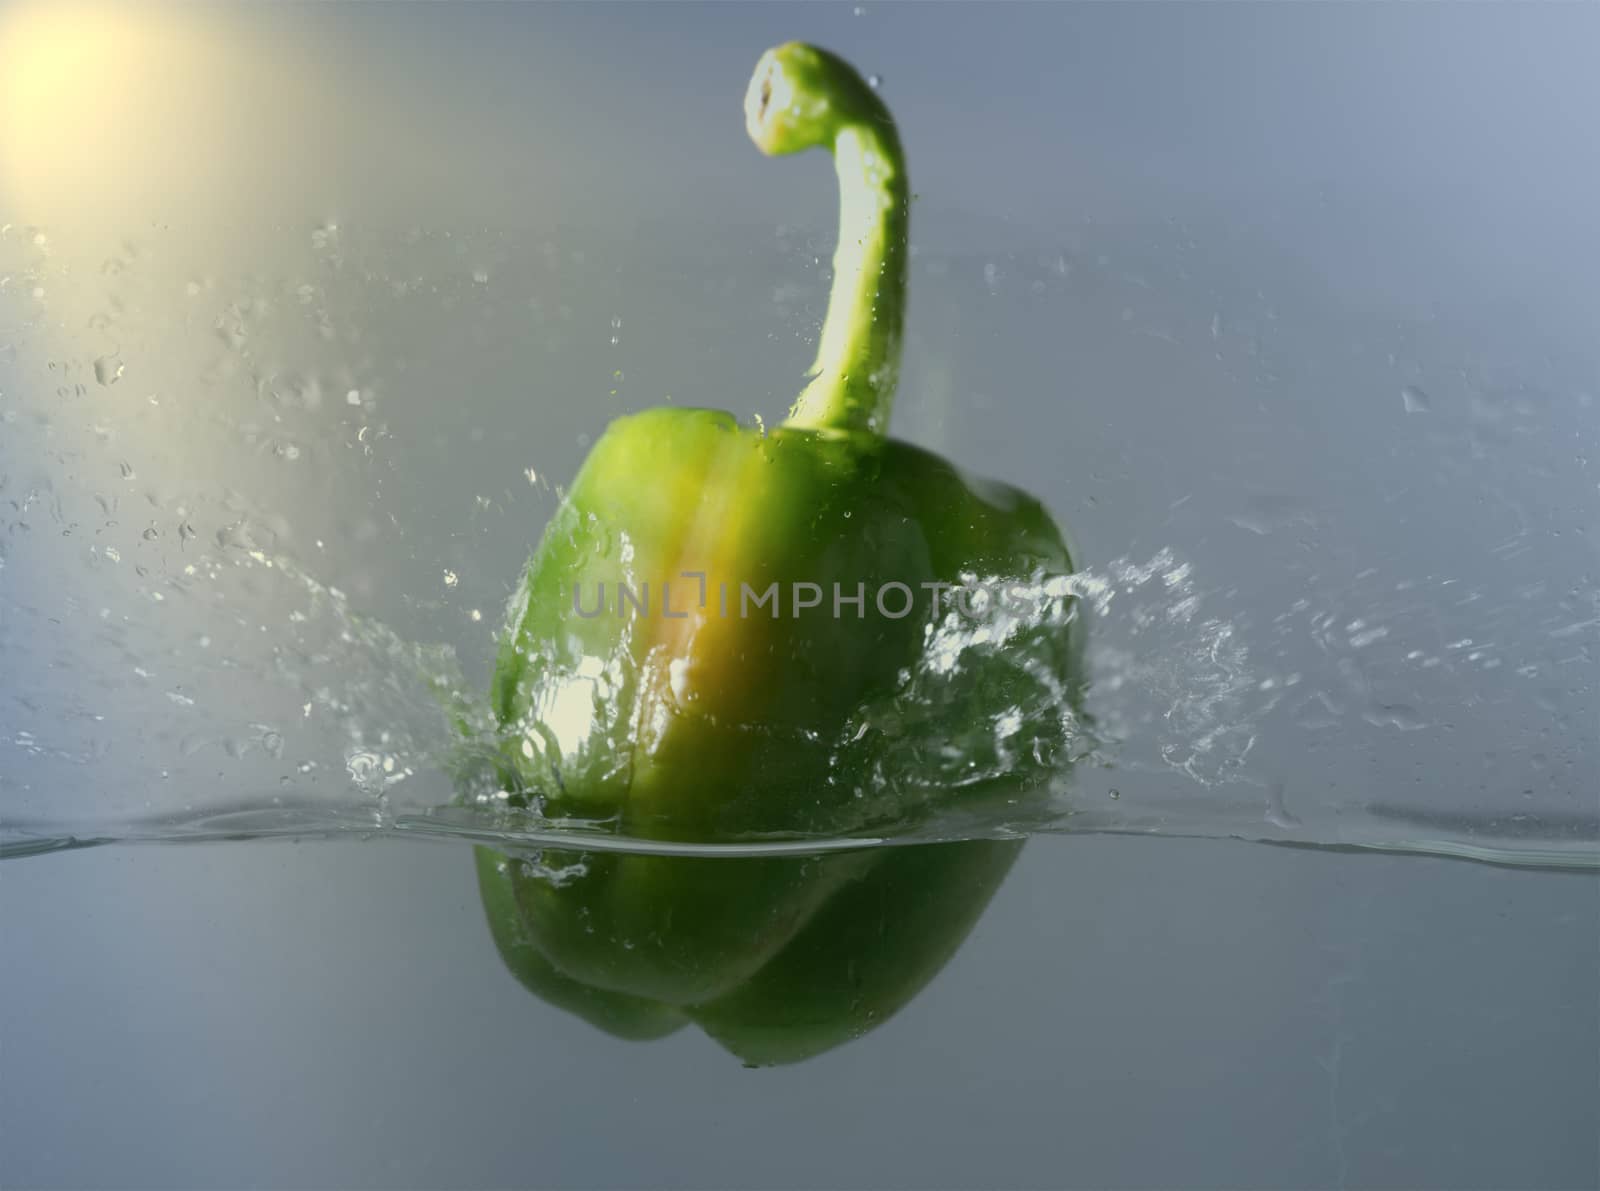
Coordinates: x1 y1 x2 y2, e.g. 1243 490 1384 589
1 221 1594 871
2 532 1591 871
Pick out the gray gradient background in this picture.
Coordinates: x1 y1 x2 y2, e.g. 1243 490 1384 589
3 3 1598 1188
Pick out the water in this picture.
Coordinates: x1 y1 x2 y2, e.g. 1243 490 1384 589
3 4 1597 1185
2 224 1593 870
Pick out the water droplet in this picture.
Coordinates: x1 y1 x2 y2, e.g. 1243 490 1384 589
93 356 123 386
1401 384 1431 413
1265 781 1299 828
1228 492 1310 536
867 74 883 89
346 749 385 793
1349 625 1388 649
1363 702 1426 732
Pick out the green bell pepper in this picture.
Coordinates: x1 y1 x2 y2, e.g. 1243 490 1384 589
472 43 1081 1064
477 837 1022 1066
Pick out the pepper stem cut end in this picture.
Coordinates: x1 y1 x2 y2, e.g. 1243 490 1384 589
746 43 910 438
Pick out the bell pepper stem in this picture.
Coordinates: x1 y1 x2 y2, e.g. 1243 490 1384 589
745 43 909 438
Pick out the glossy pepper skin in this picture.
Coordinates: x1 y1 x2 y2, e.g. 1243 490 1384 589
474 44 1079 1064
489 413 1071 840
477 838 1022 1065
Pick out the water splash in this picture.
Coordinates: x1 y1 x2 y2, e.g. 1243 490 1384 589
6 534 1590 870
2 219 1594 871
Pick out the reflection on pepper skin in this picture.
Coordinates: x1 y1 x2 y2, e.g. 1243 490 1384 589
476 838 1022 1066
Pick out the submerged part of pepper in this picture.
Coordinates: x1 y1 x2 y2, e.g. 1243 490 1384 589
476 833 1023 1066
